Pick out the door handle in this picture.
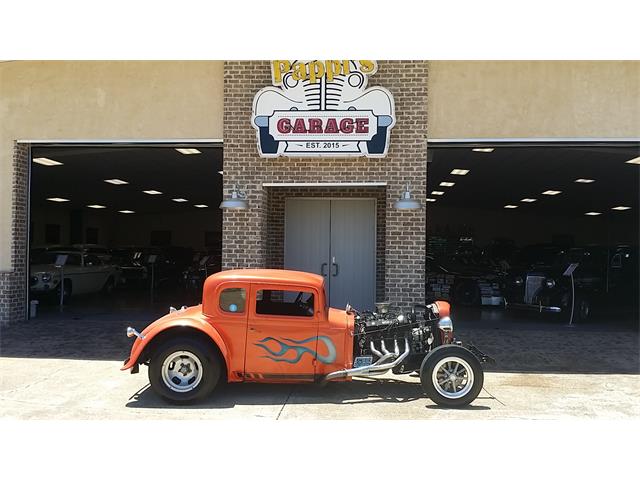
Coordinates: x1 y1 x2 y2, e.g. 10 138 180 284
321 262 328 277
332 260 339 277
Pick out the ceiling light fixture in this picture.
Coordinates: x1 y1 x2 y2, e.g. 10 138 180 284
86 204 107 209
104 179 129 185
431 191 445 196
575 178 595 184
172 198 188 203
611 206 631 211
542 190 562 196
450 169 470 176
47 197 70 202
194 204 209 208
143 190 163 195
625 156 640 165
584 212 602 216
118 210 135 214
175 148 201 155
520 198 537 203
393 184 421 210
426 198 437 202
472 148 494 153
219 185 248 210
504 205 518 209
439 182 455 187
33 157 63 166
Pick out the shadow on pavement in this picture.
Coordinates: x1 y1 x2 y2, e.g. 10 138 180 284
125 377 434 410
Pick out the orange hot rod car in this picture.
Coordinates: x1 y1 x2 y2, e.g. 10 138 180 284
122 269 494 407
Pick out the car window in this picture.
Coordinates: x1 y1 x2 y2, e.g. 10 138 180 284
64 254 81 266
256 289 314 317
84 254 101 266
220 288 246 313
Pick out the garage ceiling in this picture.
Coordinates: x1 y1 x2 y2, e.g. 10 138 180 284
30 146 223 214
428 145 640 216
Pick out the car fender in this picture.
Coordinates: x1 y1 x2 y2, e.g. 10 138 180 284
121 315 230 373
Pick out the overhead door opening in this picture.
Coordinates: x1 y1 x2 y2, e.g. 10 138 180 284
27 144 223 324
426 142 639 328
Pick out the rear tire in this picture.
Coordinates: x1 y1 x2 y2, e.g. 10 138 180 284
420 345 484 407
454 280 480 306
149 337 222 404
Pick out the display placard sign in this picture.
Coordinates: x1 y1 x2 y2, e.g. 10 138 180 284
563 263 580 277
252 60 395 158
54 254 68 267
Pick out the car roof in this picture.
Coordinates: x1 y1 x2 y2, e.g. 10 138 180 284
208 269 325 289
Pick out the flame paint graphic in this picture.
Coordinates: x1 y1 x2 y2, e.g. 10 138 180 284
255 336 337 364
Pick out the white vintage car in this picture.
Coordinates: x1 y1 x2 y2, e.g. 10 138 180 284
30 249 121 301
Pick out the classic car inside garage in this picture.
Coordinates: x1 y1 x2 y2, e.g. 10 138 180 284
426 142 639 328
27 144 223 321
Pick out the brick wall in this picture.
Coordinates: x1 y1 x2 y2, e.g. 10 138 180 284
222 61 428 307
0 143 29 324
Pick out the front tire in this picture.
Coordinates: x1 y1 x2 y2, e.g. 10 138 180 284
149 337 222 404
420 345 484 407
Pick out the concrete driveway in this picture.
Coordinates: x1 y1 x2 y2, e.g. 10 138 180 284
1 303 638 420
1 357 638 420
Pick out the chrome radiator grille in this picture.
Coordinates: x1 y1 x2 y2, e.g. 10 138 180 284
524 275 545 304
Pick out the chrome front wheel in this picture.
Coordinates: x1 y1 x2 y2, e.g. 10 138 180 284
432 357 474 400
420 345 484 407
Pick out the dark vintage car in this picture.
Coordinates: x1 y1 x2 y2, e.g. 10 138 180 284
502 244 608 322
110 246 194 288
180 250 222 293
426 252 505 307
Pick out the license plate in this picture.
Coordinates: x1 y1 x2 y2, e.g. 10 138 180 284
353 356 373 368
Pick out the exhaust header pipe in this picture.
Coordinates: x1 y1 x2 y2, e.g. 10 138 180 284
323 337 410 383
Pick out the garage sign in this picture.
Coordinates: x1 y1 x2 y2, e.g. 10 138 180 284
252 60 396 158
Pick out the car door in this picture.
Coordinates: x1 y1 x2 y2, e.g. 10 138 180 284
244 284 320 382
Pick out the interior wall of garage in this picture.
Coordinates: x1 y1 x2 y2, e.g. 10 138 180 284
0 60 225 271
30 208 222 251
427 61 640 139
430 205 638 247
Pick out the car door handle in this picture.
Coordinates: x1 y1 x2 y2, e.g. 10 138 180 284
321 262 328 277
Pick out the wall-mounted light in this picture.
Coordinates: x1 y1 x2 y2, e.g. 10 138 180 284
393 184 421 210
219 185 248 210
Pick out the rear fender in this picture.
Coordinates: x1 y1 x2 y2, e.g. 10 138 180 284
121 319 230 373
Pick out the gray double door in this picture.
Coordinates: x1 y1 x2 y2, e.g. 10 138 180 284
284 198 376 310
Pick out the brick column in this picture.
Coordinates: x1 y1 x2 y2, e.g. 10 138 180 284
0 142 29 324
222 61 428 308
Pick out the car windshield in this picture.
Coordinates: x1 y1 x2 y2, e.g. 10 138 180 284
31 251 81 266
516 246 566 268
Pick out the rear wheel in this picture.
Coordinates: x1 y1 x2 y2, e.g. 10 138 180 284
149 337 222 404
420 345 484 407
454 280 480 306
575 295 591 322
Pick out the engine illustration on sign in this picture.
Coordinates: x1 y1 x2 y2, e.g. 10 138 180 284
251 60 396 158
